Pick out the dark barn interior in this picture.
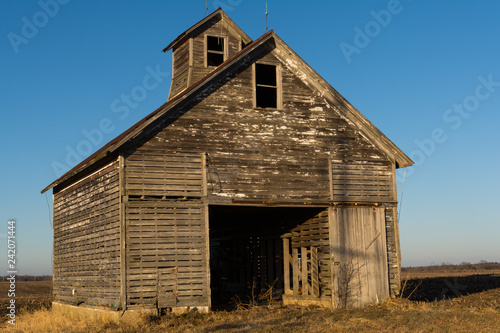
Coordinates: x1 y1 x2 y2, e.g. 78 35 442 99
208 205 324 307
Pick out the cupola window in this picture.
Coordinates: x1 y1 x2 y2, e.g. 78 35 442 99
206 36 225 67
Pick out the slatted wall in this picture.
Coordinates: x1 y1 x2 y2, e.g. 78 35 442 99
124 150 209 310
385 205 401 296
125 151 204 197
330 160 394 203
125 200 208 309
52 160 121 307
283 210 331 298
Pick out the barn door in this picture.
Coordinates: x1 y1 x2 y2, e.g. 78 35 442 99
329 206 390 307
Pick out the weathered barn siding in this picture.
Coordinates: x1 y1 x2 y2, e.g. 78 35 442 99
52 160 121 307
123 151 210 310
124 150 204 197
170 39 191 98
125 199 208 309
329 206 389 307
190 18 243 83
135 49 393 204
330 159 395 203
169 16 247 99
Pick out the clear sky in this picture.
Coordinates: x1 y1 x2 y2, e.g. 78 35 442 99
1 0 499 275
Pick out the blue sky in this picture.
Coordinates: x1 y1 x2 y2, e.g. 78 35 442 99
1 0 499 275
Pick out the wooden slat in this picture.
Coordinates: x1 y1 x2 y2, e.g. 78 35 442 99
292 246 299 295
283 237 291 294
311 247 320 297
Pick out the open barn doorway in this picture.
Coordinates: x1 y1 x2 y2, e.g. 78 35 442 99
208 205 325 309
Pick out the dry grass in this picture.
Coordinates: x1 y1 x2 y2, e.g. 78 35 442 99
1 274 499 332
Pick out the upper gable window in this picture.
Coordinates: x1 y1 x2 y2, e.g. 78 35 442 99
206 36 225 67
255 63 280 109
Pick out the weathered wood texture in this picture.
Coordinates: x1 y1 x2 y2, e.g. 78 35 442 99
385 205 401 296
52 160 121 307
134 49 394 203
170 39 191 98
190 18 243 83
125 199 208 309
169 16 245 99
124 151 208 310
330 160 395 202
124 150 203 197
329 206 389 307
284 209 332 298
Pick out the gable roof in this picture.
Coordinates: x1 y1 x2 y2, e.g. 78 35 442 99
41 30 412 194
163 8 252 53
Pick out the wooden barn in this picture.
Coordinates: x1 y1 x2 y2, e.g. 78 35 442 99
42 8 413 313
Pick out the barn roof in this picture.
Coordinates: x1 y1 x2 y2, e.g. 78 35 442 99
41 29 412 194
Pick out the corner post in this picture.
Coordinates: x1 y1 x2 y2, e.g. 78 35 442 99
202 153 211 310
119 153 127 310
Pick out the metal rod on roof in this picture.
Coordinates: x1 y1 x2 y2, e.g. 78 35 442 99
205 0 208 16
265 2 269 32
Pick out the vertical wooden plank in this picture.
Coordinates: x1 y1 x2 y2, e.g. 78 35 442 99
119 153 127 310
202 153 208 197
311 247 320 297
391 162 398 202
328 159 334 201
347 207 361 307
301 246 308 295
360 208 368 306
392 205 402 295
361 207 371 305
328 206 340 307
204 202 211 309
283 237 290 294
377 207 390 299
365 207 377 304
292 246 299 295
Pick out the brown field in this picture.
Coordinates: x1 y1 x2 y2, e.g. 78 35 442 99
1 269 499 332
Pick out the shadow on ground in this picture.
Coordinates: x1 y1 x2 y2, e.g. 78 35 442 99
401 274 500 302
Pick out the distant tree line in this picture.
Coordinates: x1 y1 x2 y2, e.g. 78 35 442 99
0 275 52 282
402 261 500 272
